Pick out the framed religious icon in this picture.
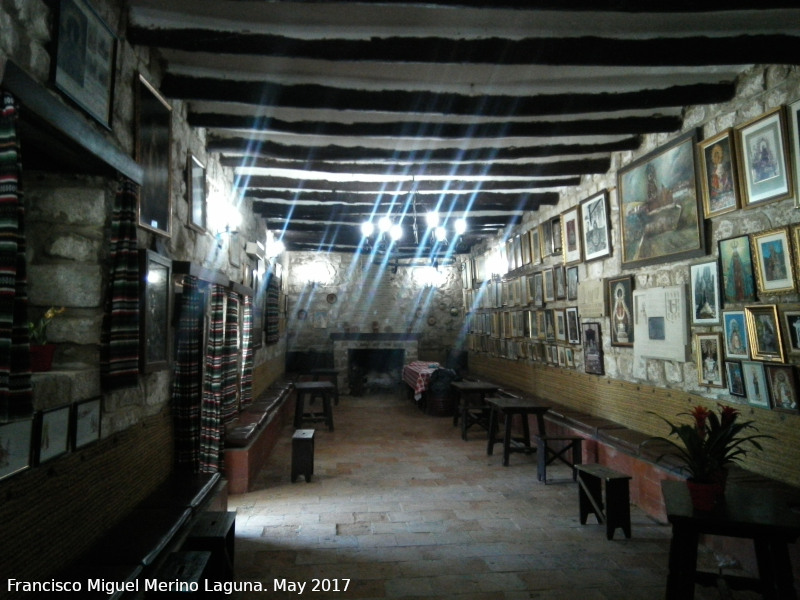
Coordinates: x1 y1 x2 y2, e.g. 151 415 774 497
554 309 566 342
725 361 746 397
529 228 542 265
0 419 32 481
697 129 740 218
550 216 563 256
554 265 566 300
765 364 799 412
789 98 800 208
73 397 101 449
696 333 725 388
36 404 71 464
744 304 784 363
139 250 172 372
583 322 604 375
543 269 555 303
561 208 582 264
617 130 705 268
742 360 770 408
544 309 556 342
53 0 116 128
566 265 579 301
690 261 721 325
717 235 757 305
750 227 796 295
607 275 634 346
540 219 553 258
187 153 207 231
521 232 531 265
580 191 611 262
136 74 173 237
722 310 749 360
735 107 793 207
780 304 800 357
566 307 580 345
532 271 544 307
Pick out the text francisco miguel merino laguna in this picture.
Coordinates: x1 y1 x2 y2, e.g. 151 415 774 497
8 578 289 594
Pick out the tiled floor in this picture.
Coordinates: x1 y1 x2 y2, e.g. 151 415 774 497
229 390 758 599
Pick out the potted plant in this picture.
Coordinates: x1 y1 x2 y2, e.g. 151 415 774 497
646 404 772 510
28 306 65 372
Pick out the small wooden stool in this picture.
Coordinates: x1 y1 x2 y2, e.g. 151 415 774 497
184 511 236 581
292 429 315 483
148 550 210 597
294 381 335 431
536 435 583 483
575 463 632 540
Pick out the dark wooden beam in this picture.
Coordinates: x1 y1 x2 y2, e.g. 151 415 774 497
240 177 576 193
162 75 735 117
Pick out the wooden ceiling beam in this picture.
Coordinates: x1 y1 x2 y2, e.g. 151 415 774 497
241 177 576 193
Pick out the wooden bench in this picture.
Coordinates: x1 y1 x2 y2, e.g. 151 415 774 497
576 463 632 540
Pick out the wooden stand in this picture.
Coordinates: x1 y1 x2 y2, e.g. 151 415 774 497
292 429 315 483
184 511 236 581
575 463 632 540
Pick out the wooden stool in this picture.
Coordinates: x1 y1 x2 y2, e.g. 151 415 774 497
184 511 236 581
309 368 340 405
292 429 315 483
575 463 632 540
148 550 210 597
294 381 335 431
535 435 583 483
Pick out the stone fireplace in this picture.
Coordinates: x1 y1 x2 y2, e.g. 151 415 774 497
331 333 420 395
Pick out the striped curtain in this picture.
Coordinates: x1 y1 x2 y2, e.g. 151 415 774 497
239 295 254 409
199 284 226 473
171 275 204 469
101 177 140 391
0 91 31 420
221 291 240 422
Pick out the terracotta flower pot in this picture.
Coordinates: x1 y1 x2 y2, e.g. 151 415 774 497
30 344 56 372
686 479 719 511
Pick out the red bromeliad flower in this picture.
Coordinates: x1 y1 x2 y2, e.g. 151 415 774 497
690 406 711 440
719 404 739 428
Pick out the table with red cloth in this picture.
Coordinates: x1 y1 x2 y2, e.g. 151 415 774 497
402 361 440 401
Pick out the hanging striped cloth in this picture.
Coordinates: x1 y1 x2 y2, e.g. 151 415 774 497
199 283 225 473
171 275 203 470
0 91 31 420
101 177 140 391
239 295 254 409
221 290 240 422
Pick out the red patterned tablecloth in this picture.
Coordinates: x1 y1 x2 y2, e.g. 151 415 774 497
402 361 440 400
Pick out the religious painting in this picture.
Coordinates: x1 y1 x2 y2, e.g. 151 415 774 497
532 271 544 307
543 269 555 303
607 275 634 347
722 310 749 360
554 265 566 300
765 365 799 412
690 261 720 325
750 227 796 295
544 309 556 342
617 130 705 268
697 129 740 218
745 304 784 363
717 235 757 305
0 419 32 481
551 216 563 256
579 191 611 262
736 107 793 207
725 361 746 397
566 307 580 345
789 98 800 208
555 309 566 342
529 228 542 265
139 250 172 372
583 322 604 375
780 305 800 357
696 333 725 388
540 220 553 258
742 360 770 409
561 208 582 264
36 405 71 464
566 265 579 301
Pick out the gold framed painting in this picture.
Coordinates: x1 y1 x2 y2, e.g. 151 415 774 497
750 227 796 295
697 129 740 218
745 304 784 363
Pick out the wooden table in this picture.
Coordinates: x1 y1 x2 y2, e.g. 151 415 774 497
450 380 500 440
485 396 550 466
402 361 440 401
661 479 800 599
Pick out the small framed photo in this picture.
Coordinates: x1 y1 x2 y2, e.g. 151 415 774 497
607 275 634 347
697 129 740 218
73 397 102 449
529 228 542 265
521 232 532 265
554 265 566 300
554 309 566 342
36 404 71 464
745 304 784 363
580 191 611 262
557 346 567 367
750 227 796 295
140 250 172 372
583 322 604 375
780 304 800 356
722 310 750 359
543 269 555 303
532 271 544 307
551 216 563 256
540 220 553 258
742 360 770 408
565 347 575 368
696 333 725 387
566 265 579 301
718 235 757 305
561 208 582 264
544 309 556 342
536 310 546 341
765 364 799 412
690 261 721 325
735 106 793 207
566 307 580 345
0 419 33 481
725 361 746 397
187 153 207 231
788 97 800 208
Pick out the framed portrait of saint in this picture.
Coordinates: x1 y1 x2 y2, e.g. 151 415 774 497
579 191 611 262
736 107 793 207
607 276 634 347
722 310 749 360
697 129 740 218
717 235 757 305
690 261 721 325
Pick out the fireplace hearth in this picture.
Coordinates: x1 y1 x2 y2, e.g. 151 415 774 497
331 333 420 395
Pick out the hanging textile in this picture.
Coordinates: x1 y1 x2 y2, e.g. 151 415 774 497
221 291 240 422
199 284 225 473
101 177 140 392
0 91 31 420
239 295 254 409
171 275 203 470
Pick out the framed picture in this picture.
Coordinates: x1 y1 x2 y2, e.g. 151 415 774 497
579 191 611 262
735 107 793 207
633 286 689 362
561 208 582 264
722 310 749 359
566 307 580 345
697 129 740 218
742 360 770 408
531 271 544 307
521 232 531 265
566 265 579 301
750 227 796 295
136 73 173 237
780 305 800 357
565 347 575 368
744 304 784 363
543 269 555 303
617 130 705 268
554 309 566 342
540 220 553 258
583 322 604 375
550 216 563 256
529 228 541 265
718 235 757 305
73 397 102 449
696 333 725 387
36 405 71 464
607 275 634 346
544 309 555 342
139 250 172 372
765 365 799 412
187 153 207 231
53 0 116 128
536 311 546 340
725 361 746 397
554 265 566 300
690 261 721 325
789 98 800 208
0 419 32 481
557 346 567 367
